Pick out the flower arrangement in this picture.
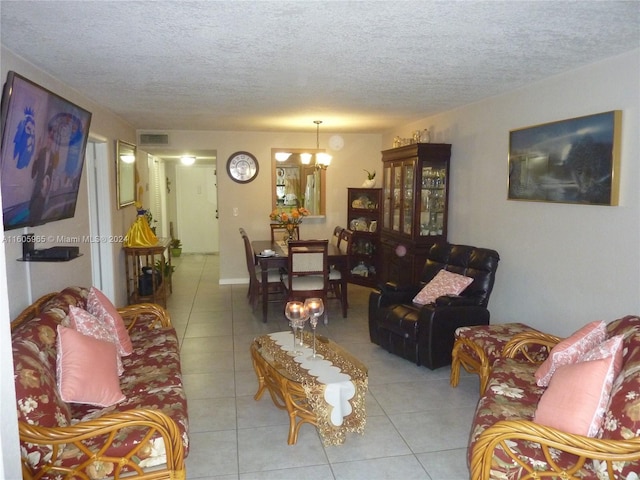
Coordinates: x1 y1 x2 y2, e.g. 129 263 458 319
269 207 310 233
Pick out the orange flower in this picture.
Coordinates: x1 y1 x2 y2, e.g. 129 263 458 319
269 207 309 226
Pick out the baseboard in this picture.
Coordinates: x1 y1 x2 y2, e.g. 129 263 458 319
219 277 249 285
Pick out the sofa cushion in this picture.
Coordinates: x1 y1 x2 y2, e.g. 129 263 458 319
534 335 623 437
534 320 607 386
600 319 640 442
69 306 124 375
455 322 548 365
13 313 70 419
469 358 608 476
43 286 88 313
412 269 473 305
12 288 87 471
606 315 640 362
87 286 133 356
68 326 188 471
13 313 71 472
56 325 125 407
469 358 543 465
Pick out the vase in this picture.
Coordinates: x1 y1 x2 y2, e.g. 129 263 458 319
362 178 376 188
286 229 295 243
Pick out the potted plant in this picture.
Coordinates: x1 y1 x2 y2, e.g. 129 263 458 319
362 169 376 188
170 238 182 257
155 257 175 278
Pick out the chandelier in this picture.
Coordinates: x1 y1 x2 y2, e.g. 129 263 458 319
300 120 332 169
275 120 332 169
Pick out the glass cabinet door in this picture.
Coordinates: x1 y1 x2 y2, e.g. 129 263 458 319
382 163 392 230
391 163 401 232
402 161 414 235
419 165 447 236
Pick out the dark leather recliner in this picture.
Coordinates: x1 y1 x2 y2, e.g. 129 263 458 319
368 243 500 369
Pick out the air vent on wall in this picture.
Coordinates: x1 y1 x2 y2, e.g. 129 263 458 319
139 133 170 146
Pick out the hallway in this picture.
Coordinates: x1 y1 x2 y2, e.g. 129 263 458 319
168 254 479 479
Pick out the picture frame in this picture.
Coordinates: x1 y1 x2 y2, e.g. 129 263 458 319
508 110 621 206
116 140 136 208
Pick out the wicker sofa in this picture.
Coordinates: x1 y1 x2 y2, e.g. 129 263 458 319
12 287 189 480
469 315 640 479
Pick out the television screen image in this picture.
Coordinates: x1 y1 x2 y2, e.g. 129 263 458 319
0 71 92 231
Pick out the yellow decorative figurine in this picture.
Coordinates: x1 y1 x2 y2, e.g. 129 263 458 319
124 202 158 246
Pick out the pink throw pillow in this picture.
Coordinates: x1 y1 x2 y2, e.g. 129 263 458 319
534 335 623 437
412 269 473 305
69 306 124 376
87 287 133 356
534 320 606 387
56 325 125 407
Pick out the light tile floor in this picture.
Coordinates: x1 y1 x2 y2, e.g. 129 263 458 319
168 254 480 480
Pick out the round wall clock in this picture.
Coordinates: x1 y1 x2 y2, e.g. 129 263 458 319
226 151 259 183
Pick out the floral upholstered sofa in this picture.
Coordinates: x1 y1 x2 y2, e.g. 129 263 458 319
12 286 189 480
469 315 640 479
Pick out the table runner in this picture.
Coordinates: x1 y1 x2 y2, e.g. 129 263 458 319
258 331 367 445
275 240 288 255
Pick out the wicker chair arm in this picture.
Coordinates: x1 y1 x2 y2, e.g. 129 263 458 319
19 408 185 480
118 303 172 330
502 331 562 361
470 419 640 480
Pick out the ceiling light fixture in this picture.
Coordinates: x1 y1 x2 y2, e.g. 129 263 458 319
275 152 292 162
180 155 196 166
301 120 332 169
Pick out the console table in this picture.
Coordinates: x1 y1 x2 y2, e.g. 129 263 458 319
123 237 172 307
251 332 367 445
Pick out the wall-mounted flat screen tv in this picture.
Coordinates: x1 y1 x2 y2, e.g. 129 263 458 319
0 71 92 231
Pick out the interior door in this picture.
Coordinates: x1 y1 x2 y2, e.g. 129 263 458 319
176 165 218 253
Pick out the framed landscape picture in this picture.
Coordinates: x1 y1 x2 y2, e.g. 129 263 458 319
508 111 621 205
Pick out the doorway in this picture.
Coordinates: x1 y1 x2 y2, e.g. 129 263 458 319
175 164 218 253
86 139 115 298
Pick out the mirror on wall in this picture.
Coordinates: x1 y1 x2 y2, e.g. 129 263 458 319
271 148 326 216
116 140 136 208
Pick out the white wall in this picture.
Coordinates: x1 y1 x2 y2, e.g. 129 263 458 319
385 49 640 336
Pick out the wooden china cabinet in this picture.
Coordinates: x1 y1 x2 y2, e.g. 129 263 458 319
380 143 451 287
346 187 382 287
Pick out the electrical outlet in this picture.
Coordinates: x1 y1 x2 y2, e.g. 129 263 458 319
233 207 238 217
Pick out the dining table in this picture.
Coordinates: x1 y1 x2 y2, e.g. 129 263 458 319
251 239 348 322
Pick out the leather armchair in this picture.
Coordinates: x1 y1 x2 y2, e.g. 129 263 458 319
369 243 500 369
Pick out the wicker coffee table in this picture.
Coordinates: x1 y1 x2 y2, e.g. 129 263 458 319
250 331 367 445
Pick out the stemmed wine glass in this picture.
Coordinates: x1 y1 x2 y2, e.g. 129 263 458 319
284 301 308 356
304 298 325 360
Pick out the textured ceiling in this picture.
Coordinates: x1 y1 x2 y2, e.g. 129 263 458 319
1 1 639 134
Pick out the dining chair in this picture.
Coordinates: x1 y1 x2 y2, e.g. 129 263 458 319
331 226 344 248
240 228 283 310
239 228 252 300
270 224 300 243
329 229 352 317
284 239 329 323
338 228 353 256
